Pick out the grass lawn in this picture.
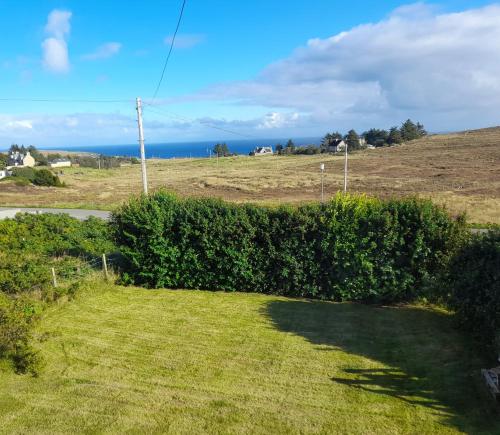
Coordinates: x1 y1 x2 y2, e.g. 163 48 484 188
0 282 497 434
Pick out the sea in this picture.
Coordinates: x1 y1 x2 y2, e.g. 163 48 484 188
39 137 322 159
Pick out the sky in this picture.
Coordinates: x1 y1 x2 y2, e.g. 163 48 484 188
0 0 499 147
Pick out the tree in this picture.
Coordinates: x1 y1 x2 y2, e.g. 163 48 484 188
275 144 283 155
387 127 403 145
285 139 295 150
9 144 26 154
345 129 361 151
213 143 229 157
363 129 389 147
400 119 426 142
416 122 427 137
321 133 333 152
0 153 7 169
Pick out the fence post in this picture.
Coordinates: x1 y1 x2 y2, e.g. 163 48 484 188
51 267 58 287
102 253 109 281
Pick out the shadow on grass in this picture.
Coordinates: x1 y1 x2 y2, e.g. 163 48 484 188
264 300 497 433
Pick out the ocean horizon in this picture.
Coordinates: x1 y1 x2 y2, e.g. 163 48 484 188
34 137 322 159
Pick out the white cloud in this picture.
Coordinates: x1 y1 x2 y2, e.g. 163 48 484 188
42 38 69 73
81 42 122 61
44 10 72 38
4 120 33 130
164 33 205 49
257 112 300 130
42 9 72 74
174 3 500 133
0 113 134 146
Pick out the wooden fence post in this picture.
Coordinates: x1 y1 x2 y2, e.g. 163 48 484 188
102 254 109 281
51 267 58 287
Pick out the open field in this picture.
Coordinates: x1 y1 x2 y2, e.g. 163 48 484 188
1 127 499 223
0 281 497 434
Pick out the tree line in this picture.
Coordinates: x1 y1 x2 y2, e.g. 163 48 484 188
275 119 427 155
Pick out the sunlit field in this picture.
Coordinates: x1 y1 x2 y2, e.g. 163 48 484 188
1 127 499 224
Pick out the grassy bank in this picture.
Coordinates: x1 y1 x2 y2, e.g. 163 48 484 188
0 281 496 434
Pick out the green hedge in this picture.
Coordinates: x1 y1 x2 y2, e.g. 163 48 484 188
446 231 500 351
112 191 465 302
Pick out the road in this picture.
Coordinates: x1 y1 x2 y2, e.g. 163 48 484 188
0 207 111 221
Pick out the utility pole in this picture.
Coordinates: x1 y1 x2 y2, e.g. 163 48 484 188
136 97 148 194
343 141 348 194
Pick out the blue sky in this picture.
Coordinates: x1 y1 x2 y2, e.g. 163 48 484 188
0 0 499 146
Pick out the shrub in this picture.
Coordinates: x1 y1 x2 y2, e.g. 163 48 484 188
33 169 63 187
112 191 465 303
0 293 43 375
446 231 500 352
0 253 52 295
0 213 116 258
11 167 36 181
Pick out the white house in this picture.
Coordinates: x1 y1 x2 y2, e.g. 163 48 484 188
328 139 346 153
49 158 72 168
7 151 35 168
253 146 273 156
0 170 8 180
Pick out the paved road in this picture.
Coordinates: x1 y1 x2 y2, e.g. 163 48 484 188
0 207 111 221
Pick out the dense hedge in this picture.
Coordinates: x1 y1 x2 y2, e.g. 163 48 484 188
446 231 500 352
112 191 465 302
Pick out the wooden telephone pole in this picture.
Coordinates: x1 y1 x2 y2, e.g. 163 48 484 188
136 97 148 194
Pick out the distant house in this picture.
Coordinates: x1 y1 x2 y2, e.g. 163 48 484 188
7 151 35 168
49 158 72 168
328 139 346 153
253 146 273 156
0 170 8 180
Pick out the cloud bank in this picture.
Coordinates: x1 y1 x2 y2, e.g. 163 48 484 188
179 3 500 132
42 9 72 73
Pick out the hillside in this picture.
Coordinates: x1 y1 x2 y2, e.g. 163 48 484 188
0 127 499 223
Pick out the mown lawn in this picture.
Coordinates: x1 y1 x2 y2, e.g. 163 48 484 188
0 282 497 434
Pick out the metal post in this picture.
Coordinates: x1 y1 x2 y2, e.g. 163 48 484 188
102 253 109 281
344 141 348 194
136 97 148 194
320 163 325 203
51 267 58 287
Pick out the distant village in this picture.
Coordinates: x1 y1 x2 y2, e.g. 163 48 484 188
0 145 140 184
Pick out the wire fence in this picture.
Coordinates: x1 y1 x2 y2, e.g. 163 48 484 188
49 253 121 288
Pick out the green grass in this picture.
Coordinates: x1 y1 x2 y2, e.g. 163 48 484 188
0 281 497 434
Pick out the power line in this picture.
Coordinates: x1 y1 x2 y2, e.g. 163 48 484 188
151 0 187 102
0 98 133 103
144 104 256 139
